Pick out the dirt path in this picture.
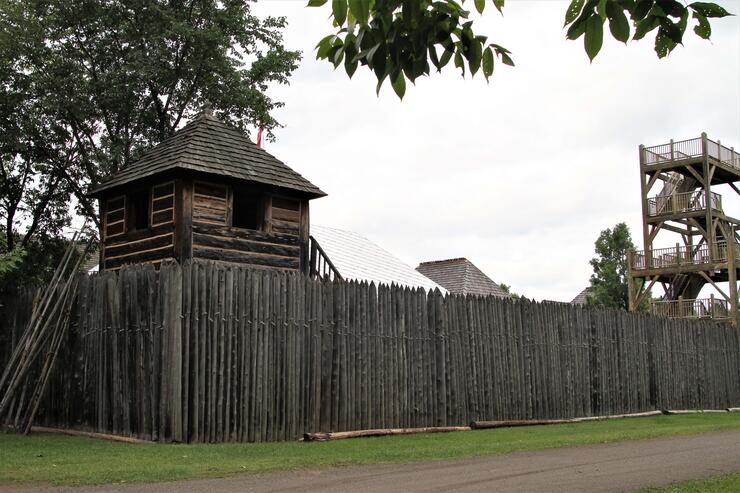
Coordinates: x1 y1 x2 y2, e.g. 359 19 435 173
5 429 740 493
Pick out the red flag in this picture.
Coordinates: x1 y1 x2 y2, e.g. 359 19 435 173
256 127 264 148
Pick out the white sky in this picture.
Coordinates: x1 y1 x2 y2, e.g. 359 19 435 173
253 0 740 302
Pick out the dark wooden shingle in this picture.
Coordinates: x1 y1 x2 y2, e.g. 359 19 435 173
90 112 325 197
416 258 510 298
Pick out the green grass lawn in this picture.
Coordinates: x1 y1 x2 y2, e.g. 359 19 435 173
1 413 739 486
637 472 740 492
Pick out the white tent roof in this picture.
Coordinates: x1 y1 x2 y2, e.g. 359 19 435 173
311 225 444 292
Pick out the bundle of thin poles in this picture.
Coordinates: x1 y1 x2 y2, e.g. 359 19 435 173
0 223 96 433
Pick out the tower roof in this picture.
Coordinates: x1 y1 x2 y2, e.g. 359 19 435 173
416 258 510 298
570 287 592 305
89 110 325 198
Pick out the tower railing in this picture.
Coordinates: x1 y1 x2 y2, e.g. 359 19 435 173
651 297 730 321
643 136 740 171
647 190 722 217
631 241 734 270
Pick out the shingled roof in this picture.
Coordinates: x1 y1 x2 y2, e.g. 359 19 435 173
570 287 592 305
90 108 325 198
415 258 510 298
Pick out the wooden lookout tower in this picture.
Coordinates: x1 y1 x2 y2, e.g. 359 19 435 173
89 106 328 273
627 134 740 325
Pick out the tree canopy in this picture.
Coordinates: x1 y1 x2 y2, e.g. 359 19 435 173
0 0 300 283
587 222 649 310
309 0 733 98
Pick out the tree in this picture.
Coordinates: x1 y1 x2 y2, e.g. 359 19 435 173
309 0 733 98
0 0 301 238
499 283 521 299
587 222 649 310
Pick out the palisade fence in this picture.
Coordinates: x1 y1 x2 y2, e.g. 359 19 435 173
1 260 739 443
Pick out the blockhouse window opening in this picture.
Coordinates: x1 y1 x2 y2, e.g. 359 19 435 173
232 190 263 231
126 188 151 232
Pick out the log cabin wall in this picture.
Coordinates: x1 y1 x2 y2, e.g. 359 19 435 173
190 179 307 271
101 181 176 270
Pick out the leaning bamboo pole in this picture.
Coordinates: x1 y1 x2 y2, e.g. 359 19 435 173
0 224 95 430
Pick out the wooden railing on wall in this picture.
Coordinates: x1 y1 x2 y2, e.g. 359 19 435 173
1 261 738 443
308 235 342 281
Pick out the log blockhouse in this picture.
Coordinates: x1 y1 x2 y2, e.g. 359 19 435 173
89 106 326 273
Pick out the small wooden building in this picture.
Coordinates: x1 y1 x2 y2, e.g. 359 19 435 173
89 107 326 272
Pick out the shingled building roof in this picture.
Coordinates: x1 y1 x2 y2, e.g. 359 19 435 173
415 258 510 298
570 287 592 305
90 108 325 198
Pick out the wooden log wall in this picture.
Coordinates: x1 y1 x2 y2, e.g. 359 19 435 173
0 287 39 373
3 261 739 442
191 181 303 271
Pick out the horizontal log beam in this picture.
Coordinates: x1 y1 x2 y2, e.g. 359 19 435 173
303 426 471 441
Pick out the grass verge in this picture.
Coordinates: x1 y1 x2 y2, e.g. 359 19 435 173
636 472 740 492
1 413 738 486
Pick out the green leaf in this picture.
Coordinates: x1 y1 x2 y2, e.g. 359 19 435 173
499 51 514 66
493 0 505 13
331 45 345 67
633 15 660 40
475 0 486 14
564 0 586 26
482 46 494 81
584 15 604 61
468 40 483 75
661 1 686 17
307 0 328 6
606 1 630 42
345 55 358 78
597 0 608 20
429 46 441 70
391 70 406 99
659 18 683 44
348 0 370 25
332 0 348 25
376 71 388 96
315 35 336 59
654 26 677 57
567 15 589 40
439 47 454 69
647 4 667 18
454 50 465 76
632 0 652 21
693 13 711 39
689 2 732 18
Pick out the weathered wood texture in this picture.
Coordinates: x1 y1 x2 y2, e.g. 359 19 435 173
2 261 739 442
101 181 176 271
192 214 302 271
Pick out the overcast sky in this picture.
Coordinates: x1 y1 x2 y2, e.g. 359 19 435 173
252 0 740 302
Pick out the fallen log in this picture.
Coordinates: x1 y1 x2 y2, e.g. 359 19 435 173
570 410 664 422
303 426 471 442
471 410 666 429
661 409 729 415
29 426 153 444
471 419 570 429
